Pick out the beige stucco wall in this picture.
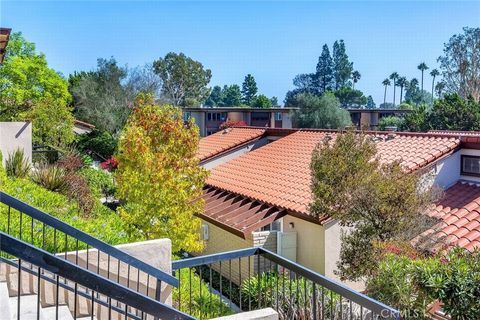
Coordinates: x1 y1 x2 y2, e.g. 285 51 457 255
0 122 32 165
282 215 325 274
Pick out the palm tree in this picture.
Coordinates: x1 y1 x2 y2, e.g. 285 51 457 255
389 72 399 106
397 77 407 103
417 62 429 92
351 70 361 89
435 81 446 98
382 78 391 107
430 69 440 102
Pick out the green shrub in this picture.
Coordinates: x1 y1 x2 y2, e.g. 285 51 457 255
79 167 115 197
30 163 66 192
378 116 404 130
63 173 95 216
5 149 31 178
77 130 118 160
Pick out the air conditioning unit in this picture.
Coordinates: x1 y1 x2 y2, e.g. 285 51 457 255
202 223 209 240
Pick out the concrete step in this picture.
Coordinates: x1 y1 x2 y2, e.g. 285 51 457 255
0 283 12 320
42 305 75 320
9 295 43 320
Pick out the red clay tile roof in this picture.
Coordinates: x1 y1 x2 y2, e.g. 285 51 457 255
199 186 287 238
206 130 460 217
198 127 266 162
418 181 480 252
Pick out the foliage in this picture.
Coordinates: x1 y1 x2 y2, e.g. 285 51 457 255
116 95 207 252
5 149 31 178
333 87 367 108
401 104 429 132
0 32 71 121
427 93 480 131
251 94 273 109
57 150 84 173
63 173 95 216
310 131 437 280
414 247 480 320
316 44 335 93
241 74 258 105
290 92 351 129
30 163 66 192
378 116 404 130
219 120 247 130
28 97 75 147
220 84 241 106
204 85 223 107
76 129 118 160
332 40 353 89
153 52 212 106
366 95 376 109
399 102 414 110
71 58 133 134
367 253 432 319
438 27 480 101
79 167 115 197
100 157 118 171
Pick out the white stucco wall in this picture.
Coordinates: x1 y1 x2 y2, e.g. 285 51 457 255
0 122 32 165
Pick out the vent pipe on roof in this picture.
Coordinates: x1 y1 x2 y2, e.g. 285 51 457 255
385 126 397 140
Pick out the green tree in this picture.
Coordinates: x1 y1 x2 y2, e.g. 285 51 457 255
427 93 480 131
382 78 391 106
251 94 273 109
389 72 399 106
220 85 241 106
438 27 480 101
366 95 376 109
116 95 207 252
310 132 435 280
405 78 432 106
270 96 279 107
397 77 407 104
0 32 71 121
378 116 404 130
241 74 258 105
153 52 212 106
417 62 429 92
401 104 428 132
71 58 132 134
290 92 351 129
332 40 353 89
334 87 367 108
351 70 361 90
435 81 446 98
205 85 223 107
316 44 335 94
430 69 440 102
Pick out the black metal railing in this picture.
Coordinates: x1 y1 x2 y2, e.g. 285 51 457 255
172 247 400 320
0 191 178 302
0 232 193 320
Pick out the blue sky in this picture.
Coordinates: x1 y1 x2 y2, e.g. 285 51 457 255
1 1 479 105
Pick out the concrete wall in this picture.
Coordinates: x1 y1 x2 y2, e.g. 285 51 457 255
213 308 278 320
282 113 293 129
0 122 32 165
281 215 325 274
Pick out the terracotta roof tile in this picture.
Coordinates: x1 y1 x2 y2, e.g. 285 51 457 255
197 127 266 161
419 182 480 252
207 130 460 217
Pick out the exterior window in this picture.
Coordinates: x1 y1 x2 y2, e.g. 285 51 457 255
183 112 191 121
275 112 283 121
207 113 212 121
461 155 480 176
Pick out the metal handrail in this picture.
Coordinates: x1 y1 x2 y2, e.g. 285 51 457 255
172 247 401 320
0 191 178 287
0 231 193 320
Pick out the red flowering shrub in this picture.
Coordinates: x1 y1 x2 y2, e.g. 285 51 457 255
219 120 247 130
100 157 118 171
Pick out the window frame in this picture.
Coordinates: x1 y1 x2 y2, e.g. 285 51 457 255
461 155 480 177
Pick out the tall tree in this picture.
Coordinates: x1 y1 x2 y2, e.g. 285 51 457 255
417 62 429 92
332 40 353 89
71 58 132 134
397 77 407 103
220 85 241 106
205 85 223 107
251 94 273 109
290 92 351 129
334 87 367 108
366 95 376 109
382 79 391 107
427 93 480 131
351 70 361 89
116 95 207 252
316 44 335 94
430 69 440 102
389 72 399 106
438 27 480 101
241 74 258 105
435 81 446 98
153 52 212 106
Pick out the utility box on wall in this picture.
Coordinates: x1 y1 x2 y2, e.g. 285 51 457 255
0 122 32 165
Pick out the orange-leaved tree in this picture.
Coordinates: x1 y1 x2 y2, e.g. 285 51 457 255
116 94 207 252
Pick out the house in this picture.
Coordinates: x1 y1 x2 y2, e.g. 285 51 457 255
196 127 480 285
73 119 95 135
0 27 11 64
183 107 296 136
347 108 412 130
